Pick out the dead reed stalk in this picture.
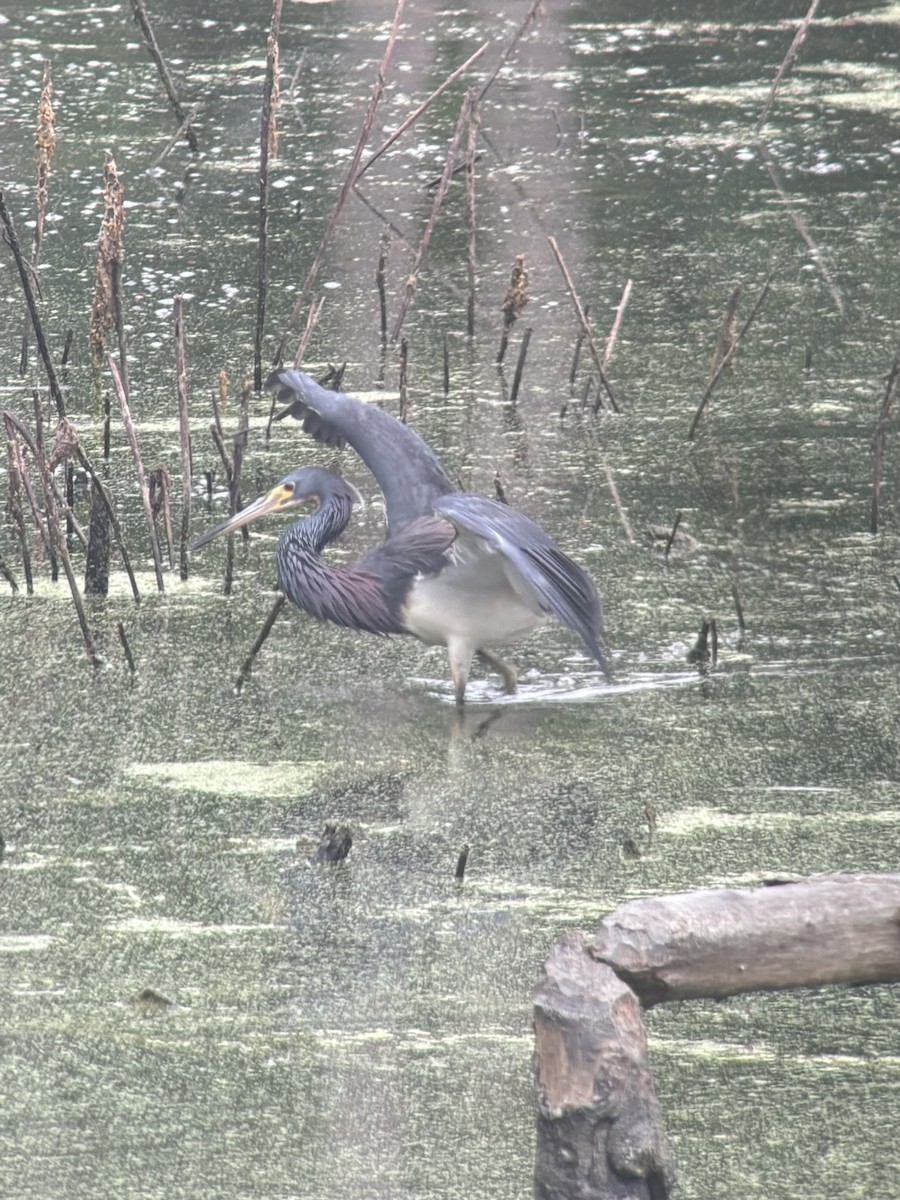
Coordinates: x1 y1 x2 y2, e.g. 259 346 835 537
498 255 528 364
755 0 821 135
107 354 165 591
688 275 772 440
173 296 192 579
129 0 200 152
20 61 56 375
254 1 283 391
391 88 475 343
89 154 128 390
0 190 66 417
548 236 619 412
870 339 900 535
274 0 407 365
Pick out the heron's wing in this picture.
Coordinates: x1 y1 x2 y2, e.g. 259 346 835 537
358 515 455 616
267 370 455 532
433 493 609 672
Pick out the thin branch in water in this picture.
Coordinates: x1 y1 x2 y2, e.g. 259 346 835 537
20 60 56 376
476 0 542 104
708 284 742 383
509 327 532 404
547 236 619 412
356 40 488 180
688 275 772 440
174 295 192 580
870 337 900 535
0 190 66 417
376 228 389 344
274 0 407 366
464 99 479 338
149 464 175 572
235 593 288 694
118 621 137 674
107 354 166 591
391 88 475 343
569 302 590 385
399 337 409 423
603 279 632 369
129 0 200 151
254 2 283 391
663 512 682 563
760 145 843 315
755 0 821 135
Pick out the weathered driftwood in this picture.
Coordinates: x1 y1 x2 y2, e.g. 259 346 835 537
534 934 675 1200
589 874 900 1006
534 874 900 1199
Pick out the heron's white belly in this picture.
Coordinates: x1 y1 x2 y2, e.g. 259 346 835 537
403 556 543 648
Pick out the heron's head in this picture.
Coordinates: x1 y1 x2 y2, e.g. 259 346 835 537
190 466 363 552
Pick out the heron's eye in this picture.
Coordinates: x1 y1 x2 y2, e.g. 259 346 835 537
284 482 295 494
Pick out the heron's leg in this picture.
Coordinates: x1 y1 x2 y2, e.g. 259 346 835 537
477 649 518 694
448 638 475 706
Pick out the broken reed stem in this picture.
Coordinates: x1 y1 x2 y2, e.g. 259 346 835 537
20 60 56 376
3 422 49 585
569 302 590 385
688 275 773 440
604 278 632 369
72 439 141 602
760 146 843 315
129 0 200 152
107 354 165 591
476 0 542 104
210 422 234 486
118 621 137 673
274 0 407 365
602 453 634 544
211 370 228 451
392 88 475 343
547 236 620 412
465 100 479 338
0 190 66 417
399 337 409 422
356 40 489 181
376 228 389 344
443 332 450 395
709 284 742 383
455 844 469 882
292 293 325 369
870 338 900 534
254 2 283 391
17 413 102 664
0 548 18 593
664 512 682 562
89 154 128 391
150 465 175 571
498 254 529 365
235 592 288 693
173 296 192 579
84 475 111 596
755 0 821 135
4 410 86 550
731 580 746 634
509 327 532 404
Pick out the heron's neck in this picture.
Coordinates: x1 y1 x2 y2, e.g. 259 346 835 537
274 491 352 609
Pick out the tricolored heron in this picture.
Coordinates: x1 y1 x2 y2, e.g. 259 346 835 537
191 369 609 704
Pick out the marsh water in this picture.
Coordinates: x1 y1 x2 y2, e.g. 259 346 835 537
1 2 899 1197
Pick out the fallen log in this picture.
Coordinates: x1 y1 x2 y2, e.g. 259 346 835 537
589 873 900 1007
